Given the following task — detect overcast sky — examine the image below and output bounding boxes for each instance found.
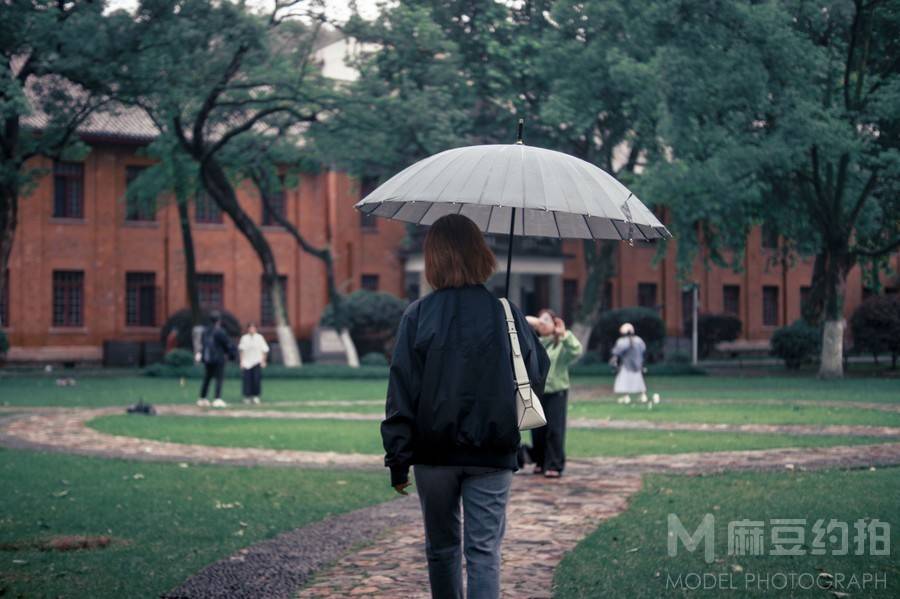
[106,0,381,23]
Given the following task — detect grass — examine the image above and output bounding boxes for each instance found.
[0,448,393,599]
[568,401,900,427]
[571,374,900,403]
[0,376,387,408]
[554,467,900,598]
[88,415,889,458]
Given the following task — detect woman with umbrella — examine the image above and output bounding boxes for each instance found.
[381,214,550,598]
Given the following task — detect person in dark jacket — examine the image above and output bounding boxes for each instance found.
[381,214,550,599]
[195,313,237,408]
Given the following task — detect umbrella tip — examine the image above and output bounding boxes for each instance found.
[516,118,524,145]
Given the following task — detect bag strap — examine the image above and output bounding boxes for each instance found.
[499,298,531,389]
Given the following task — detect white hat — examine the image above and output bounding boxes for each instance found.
[619,323,635,335]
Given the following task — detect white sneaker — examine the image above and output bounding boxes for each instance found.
[652,393,661,404]
[211,398,227,408]
[640,393,648,403]
[623,395,632,405]
[196,399,211,407]
[252,397,260,405]
[242,398,252,405]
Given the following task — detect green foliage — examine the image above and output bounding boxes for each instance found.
[770,320,822,369]
[160,308,241,350]
[360,352,389,367]
[697,313,742,358]
[0,329,8,356]
[850,294,900,367]
[591,307,666,361]
[163,348,195,368]
[320,290,407,356]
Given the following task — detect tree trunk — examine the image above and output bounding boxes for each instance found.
[172,162,203,327]
[200,160,301,366]
[571,240,617,349]
[812,246,853,379]
[256,176,359,367]
[0,184,17,329]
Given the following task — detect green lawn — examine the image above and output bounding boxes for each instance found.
[89,415,889,458]
[0,449,393,599]
[0,376,387,408]
[568,400,900,427]
[555,467,900,598]
[571,373,900,403]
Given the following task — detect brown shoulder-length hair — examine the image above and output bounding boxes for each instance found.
[424,214,496,289]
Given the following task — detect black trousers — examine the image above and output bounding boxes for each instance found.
[242,364,262,397]
[200,362,225,399]
[530,390,568,472]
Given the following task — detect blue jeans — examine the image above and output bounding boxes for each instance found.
[413,465,513,599]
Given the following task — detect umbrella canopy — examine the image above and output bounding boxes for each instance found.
[355,143,672,242]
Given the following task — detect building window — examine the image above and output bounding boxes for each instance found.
[723,285,740,317]
[52,270,84,327]
[762,285,779,326]
[124,166,155,221]
[361,274,380,291]
[197,273,224,311]
[261,178,286,226]
[260,275,287,327]
[195,191,223,224]
[0,269,8,327]
[761,224,779,250]
[125,272,157,326]
[637,283,658,309]
[53,161,84,219]
[359,177,378,230]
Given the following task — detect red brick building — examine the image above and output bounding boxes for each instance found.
[3,130,898,362]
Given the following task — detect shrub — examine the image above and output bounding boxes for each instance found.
[164,348,196,368]
[360,352,389,367]
[590,307,666,362]
[320,290,407,357]
[770,320,821,369]
[145,363,389,379]
[160,309,241,351]
[697,313,742,358]
[850,294,900,368]
[0,329,8,356]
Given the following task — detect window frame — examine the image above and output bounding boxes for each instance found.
[53,161,84,219]
[124,165,156,222]
[197,273,225,311]
[52,270,84,327]
[125,272,157,327]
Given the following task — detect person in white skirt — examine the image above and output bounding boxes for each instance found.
[611,323,654,405]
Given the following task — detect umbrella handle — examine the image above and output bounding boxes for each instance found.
[505,207,515,297]
[516,119,524,145]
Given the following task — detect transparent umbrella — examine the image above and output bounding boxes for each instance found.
[356,121,672,296]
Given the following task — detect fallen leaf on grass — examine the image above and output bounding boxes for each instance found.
[51,490,68,498]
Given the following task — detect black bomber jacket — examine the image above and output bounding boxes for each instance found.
[380,283,550,486]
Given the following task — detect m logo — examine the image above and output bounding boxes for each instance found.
[668,513,716,563]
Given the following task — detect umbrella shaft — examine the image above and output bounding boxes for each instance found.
[504,207,515,298]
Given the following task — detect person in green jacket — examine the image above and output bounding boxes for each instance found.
[526,309,583,478]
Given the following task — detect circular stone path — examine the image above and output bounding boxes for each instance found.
[3,408,900,598]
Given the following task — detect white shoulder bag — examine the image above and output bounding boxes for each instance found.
[499,298,547,431]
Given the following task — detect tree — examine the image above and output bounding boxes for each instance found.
[236,136,361,366]
[647,0,900,378]
[539,0,665,346]
[0,1,110,327]
[112,0,331,366]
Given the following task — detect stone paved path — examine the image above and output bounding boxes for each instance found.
[3,407,900,598]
